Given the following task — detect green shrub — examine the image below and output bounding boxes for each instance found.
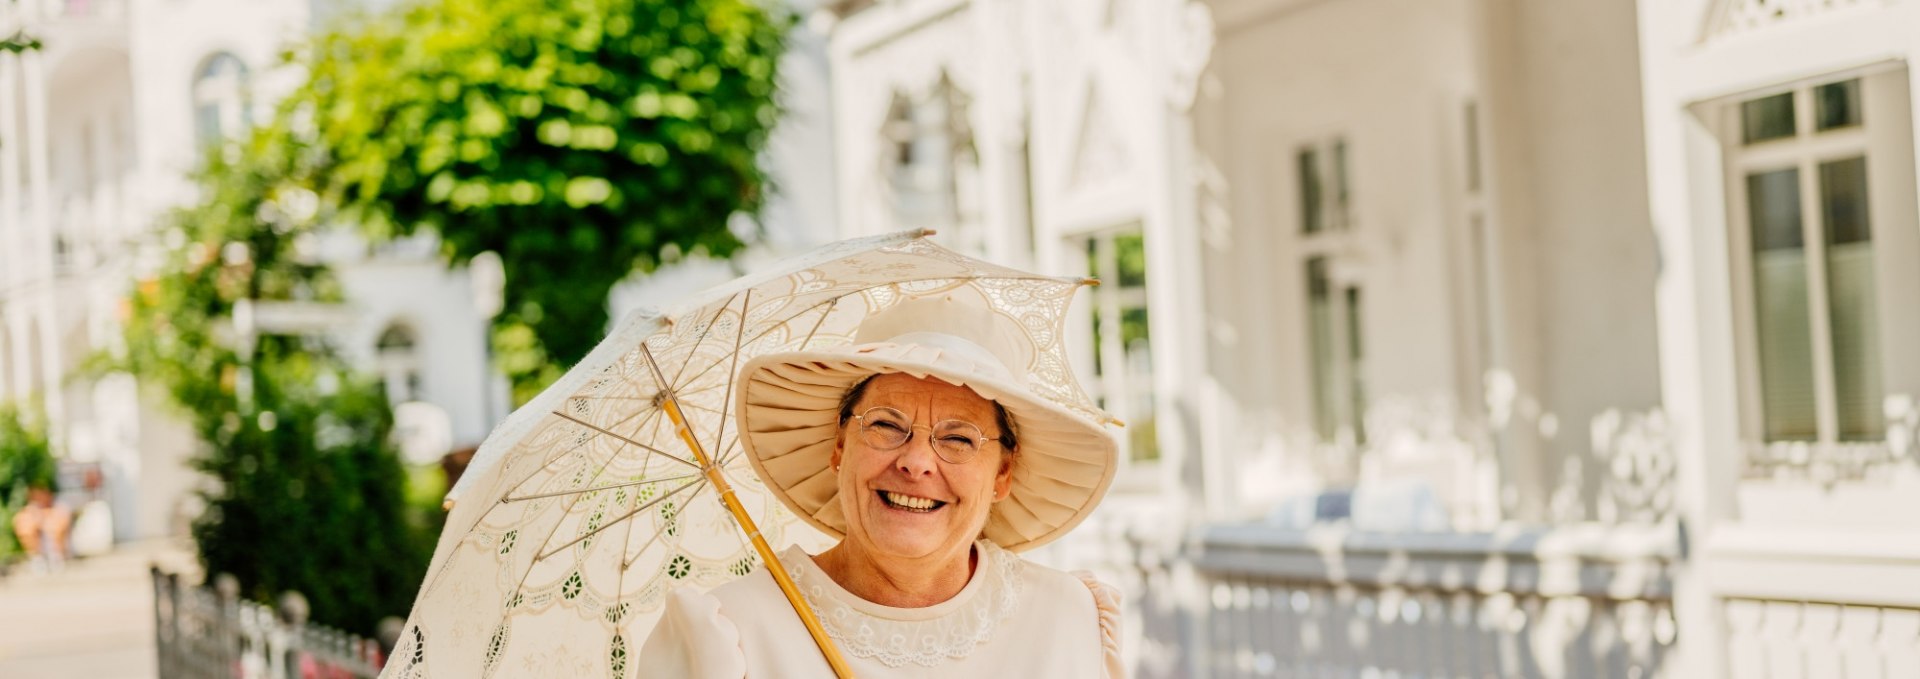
[0,403,56,563]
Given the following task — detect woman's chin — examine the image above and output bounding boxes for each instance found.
[857,516,966,560]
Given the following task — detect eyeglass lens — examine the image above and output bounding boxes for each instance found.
[858,407,986,463]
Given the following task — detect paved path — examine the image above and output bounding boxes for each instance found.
[0,541,198,679]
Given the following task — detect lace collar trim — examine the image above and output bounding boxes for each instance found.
[780,540,1025,668]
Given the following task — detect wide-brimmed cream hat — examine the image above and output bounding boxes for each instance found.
[735,293,1119,553]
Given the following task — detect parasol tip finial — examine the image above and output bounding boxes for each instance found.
[442,498,456,511]
[917,228,939,238]
[1080,277,1102,288]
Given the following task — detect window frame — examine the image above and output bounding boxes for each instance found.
[1717,64,1915,474]
[191,52,252,148]
[1295,135,1366,447]
[1068,224,1164,481]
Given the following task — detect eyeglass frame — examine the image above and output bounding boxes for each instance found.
[848,406,1007,465]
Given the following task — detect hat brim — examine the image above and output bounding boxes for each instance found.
[735,346,1118,553]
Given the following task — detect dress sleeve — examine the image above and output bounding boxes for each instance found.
[636,587,748,679]
[1072,571,1126,679]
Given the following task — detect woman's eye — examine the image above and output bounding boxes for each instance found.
[939,435,976,447]
[871,420,907,433]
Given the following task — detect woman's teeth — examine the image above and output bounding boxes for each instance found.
[880,490,944,512]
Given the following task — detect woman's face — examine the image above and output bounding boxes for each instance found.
[831,373,1014,564]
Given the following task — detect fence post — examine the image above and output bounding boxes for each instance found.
[215,573,240,678]
[150,566,171,679]
[276,591,310,679]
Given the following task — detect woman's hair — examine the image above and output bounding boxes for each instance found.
[836,374,1019,452]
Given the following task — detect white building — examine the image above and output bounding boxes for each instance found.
[0,0,500,543]
[818,0,1920,676]
[1639,1,1920,677]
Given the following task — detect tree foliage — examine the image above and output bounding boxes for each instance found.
[109,124,430,635]
[304,0,789,402]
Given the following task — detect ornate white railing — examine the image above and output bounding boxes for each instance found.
[151,568,387,679]
[1137,523,1681,678]
[1724,597,1920,678]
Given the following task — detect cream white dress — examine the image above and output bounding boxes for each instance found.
[638,540,1124,678]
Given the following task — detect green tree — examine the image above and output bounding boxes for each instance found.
[0,403,56,564]
[305,0,790,402]
[109,123,430,635]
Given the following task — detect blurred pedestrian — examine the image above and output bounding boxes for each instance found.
[10,485,72,573]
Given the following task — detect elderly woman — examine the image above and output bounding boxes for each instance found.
[641,295,1124,677]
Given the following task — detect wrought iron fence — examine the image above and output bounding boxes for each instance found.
[151,568,387,679]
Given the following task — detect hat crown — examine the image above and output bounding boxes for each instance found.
[864,332,1016,382]
[850,295,1034,379]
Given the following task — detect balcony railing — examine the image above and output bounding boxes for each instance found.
[1113,523,1681,678]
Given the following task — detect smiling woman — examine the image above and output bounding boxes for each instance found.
[639,295,1125,677]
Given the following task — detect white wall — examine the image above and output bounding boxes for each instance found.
[1199,0,1480,511]
[1194,0,1662,524]
[1496,0,1663,519]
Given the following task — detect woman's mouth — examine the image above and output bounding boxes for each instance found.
[877,490,947,513]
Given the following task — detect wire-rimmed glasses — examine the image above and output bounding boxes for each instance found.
[852,406,999,464]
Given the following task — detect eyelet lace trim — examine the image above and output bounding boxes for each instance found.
[782,541,1025,668]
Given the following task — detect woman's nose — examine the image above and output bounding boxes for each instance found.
[895,433,940,477]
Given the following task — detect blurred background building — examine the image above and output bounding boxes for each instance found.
[5,0,1920,677]
[813,0,1920,677]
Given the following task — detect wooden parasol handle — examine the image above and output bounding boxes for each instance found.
[661,398,857,678]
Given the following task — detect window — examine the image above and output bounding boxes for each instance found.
[1299,139,1351,234]
[1298,136,1366,445]
[1724,69,1920,472]
[1081,228,1158,462]
[377,324,424,404]
[1305,257,1366,445]
[193,53,250,147]
[880,74,982,254]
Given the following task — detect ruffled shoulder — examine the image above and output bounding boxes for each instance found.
[636,587,748,679]
[1071,571,1126,679]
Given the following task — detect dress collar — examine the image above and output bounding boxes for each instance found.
[780,540,1026,667]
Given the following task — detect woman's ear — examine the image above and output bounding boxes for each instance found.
[992,453,1014,501]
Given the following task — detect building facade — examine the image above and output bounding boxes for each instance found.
[820,0,1920,676]
[1639,1,1920,677]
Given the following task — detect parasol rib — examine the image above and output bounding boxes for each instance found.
[640,342,857,679]
[798,293,841,350]
[495,405,668,502]
[668,291,741,389]
[713,289,750,462]
[551,411,701,470]
[535,477,705,562]
[502,472,700,503]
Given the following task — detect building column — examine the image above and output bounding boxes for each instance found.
[1469,0,1551,523]
[1147,0,1218,520]
[23,47,63,443]
[1,51,27,404]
